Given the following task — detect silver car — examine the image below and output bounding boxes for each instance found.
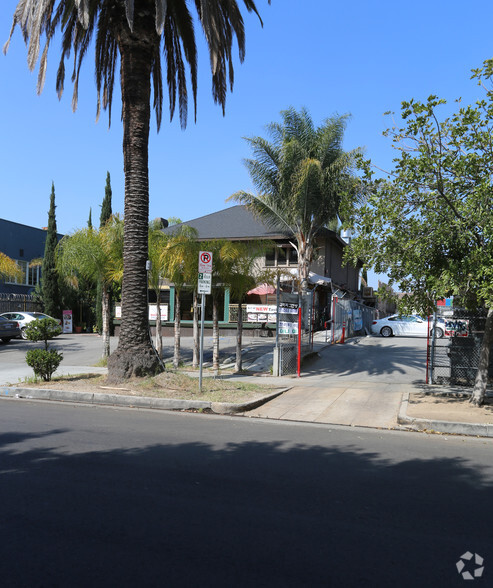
[0,311,60,340]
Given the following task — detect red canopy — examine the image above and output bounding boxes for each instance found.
[247,283,276,295]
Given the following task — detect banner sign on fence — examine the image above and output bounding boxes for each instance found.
[246,304,277,323]
[444,318,469,337]
[278,301,299,334]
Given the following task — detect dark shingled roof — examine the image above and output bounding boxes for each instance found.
[161,205,345,248]
[161,205,291,240]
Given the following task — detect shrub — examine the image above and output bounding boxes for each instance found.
[25,318,62,350]
[25,349,63,382]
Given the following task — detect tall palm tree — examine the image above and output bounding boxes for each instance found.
[56,216,124,359]
[230,107,361,293]
[5,0,268,380]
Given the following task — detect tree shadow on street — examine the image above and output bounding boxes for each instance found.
[0,425,491,587]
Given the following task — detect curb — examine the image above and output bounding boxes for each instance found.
[1,385,287,415]
[398,392,493,438]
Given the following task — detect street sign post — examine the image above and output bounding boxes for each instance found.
[198,252,213,393]
[198,272,212,295]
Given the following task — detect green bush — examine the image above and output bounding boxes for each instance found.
[25,318,62,350]
[25,349,63,382]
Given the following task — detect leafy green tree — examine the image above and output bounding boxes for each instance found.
[0,252,22,282]
[42,183,61,319]
[96,172,114,334]
[230,107,361,293]
[25,317,63,382]
[56,216,124,358]
[346,61,493,406]
[6,0,268,381]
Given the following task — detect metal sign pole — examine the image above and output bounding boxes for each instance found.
[199,293,205,393]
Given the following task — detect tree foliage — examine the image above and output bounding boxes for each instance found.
[230,107,361,291]
[0,252,22,282]
[42,183,61,319]
[346,60,493,405]
[5,0,269,380]
[25,317,63,381]
[56,216,124,358]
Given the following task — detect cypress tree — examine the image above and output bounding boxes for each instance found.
[96,172,113,333]
[42,183,61,318]
[100,172,112,227]
[88,207,93,228]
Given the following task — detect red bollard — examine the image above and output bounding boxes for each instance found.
[340,321,346,344]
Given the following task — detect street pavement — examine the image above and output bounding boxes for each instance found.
[1,400,492,587]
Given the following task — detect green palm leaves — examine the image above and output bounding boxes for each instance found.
[230,107,361,290]
[5,0,267,129]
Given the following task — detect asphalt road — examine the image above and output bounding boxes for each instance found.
[1,400,492,587]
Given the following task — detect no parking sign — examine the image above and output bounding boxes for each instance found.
[198,251,213,273]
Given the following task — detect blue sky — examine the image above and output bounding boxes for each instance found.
[1,0,493,288]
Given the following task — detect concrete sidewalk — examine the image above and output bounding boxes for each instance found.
[246,381,409,429]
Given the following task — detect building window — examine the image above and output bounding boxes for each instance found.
[265,248,276,267]
[28,264,40,286]
[264,244,298,267]
[6,259,40,286]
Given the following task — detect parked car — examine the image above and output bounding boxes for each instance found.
[371,314,444,338]
[0,311,61,340]
[0,315,21,343]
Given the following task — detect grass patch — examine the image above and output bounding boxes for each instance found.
[14,369,278,404]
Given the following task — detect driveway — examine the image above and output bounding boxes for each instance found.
[247,336,428,428]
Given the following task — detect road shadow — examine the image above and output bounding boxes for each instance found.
[0,426,491,587]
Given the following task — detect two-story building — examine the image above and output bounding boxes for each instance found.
[161,205,361,330]
[0,219,63,315]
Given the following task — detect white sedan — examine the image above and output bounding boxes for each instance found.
[0,311,61,339]
[371,315,444,338]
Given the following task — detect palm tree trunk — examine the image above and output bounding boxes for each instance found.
[470,306,493,406]
[107,30,161,380]
[155,295,162,358]
[102,283,111,358]
[213,295,220,373]
[173,291,181,369]
[193,290,199,368]
[235,302,243,372]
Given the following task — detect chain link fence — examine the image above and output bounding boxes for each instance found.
[330,296,376,344]
[428,308,493,386]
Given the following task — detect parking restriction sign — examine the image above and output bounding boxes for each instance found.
[198,251,213,273]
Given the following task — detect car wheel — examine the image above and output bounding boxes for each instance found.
[21,328,28,340]
[431,327,444,339]
[380,326,393,337]
[1,338,12,343]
